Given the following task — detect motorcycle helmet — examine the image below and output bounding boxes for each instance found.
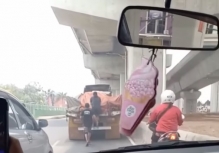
[161,90,176,103]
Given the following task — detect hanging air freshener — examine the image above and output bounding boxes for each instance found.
[120,49,159,136]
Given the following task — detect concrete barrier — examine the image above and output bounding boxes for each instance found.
[129,122,219,144]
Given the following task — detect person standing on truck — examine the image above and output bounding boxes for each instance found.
[81,103,93,146]
[90,92,101,127]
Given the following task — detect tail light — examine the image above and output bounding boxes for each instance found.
[168,133,178,140]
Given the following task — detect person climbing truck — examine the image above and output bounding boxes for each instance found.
[66,84,121,140]
[90,91,101,127]
[81,103,93,146]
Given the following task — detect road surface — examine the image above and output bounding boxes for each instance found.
[43,118,132,153]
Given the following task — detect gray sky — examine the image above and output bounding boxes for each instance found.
[0,0,94,96]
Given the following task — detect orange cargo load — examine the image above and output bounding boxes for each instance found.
[79,92,121,107]
[79,92,122,113]
[66,92,122,115]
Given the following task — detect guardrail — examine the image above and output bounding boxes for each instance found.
[23,103,66,119]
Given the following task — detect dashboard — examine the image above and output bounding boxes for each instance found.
[127,145,219,153]
[98,143,219,153]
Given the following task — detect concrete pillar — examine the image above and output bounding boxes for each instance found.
[112,89,120,96]
[171,14,206,48]
[210,82,219,112]
[120,74,125,94]
[116,89,120,95]
[180,91,201,114]
[111,89,115,96]
[174,98,184,111]
[112,89,119,96]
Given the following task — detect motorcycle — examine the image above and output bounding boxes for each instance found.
[158,131,180,142]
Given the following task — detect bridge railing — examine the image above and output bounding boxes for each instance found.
[23,103,66,119]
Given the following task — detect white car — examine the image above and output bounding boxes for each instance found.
[0,89,53,153]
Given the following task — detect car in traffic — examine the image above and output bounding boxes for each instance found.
[0,89,53,153]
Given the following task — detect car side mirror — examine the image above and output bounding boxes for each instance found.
[38,119,48,128]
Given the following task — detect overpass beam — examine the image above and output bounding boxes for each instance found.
[210,82,219,112]
[52,0,219,37]
[83,54,125,74]
[180,91,201,114]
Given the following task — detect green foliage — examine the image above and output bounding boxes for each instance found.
[0,82,67,104]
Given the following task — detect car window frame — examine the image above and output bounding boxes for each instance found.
[8,102,19,130]
[8,96,40,131]
[0,91,19,130]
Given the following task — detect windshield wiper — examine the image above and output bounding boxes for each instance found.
[97,140,219,153]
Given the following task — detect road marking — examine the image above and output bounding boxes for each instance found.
[127,136,136,145]
[52,140,60,147]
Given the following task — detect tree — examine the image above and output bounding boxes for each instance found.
[205,100,211,106]
[23,83,45,104]
[56,92,67,101]
[44,89,55,106]
[0,83,67,106]
[197,101,202,107]
[0,84,24,100]
[55,92,67,107]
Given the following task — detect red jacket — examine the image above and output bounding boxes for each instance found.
[149,103,183,133]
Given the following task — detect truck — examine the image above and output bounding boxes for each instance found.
[66,84,122,140]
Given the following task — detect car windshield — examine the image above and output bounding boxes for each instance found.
[0,1,219,153]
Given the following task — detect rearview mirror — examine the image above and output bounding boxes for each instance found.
[117,6,219,51]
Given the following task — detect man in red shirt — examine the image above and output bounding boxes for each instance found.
[148,90,184,143]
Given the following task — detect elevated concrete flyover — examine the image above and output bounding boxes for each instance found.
[167,50,219,93]
[167,37,219,113]
[83,54,125,75]
[73,27,125,95]
[73,28,125,55]
[73,27,125,74]
[51,0,219,97]
[51,0,219,41]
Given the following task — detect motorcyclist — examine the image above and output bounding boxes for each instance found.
[148,90,184,143]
